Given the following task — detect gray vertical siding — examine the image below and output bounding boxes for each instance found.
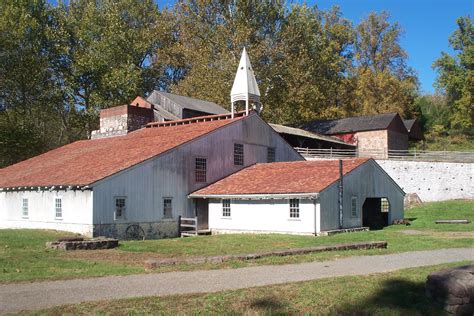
[147,91,183,118]
[91,114,303,225]
[319,160,404,231]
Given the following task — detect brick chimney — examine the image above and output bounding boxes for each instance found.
[91,98,154,139]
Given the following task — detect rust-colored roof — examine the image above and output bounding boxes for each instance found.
[0,114,246,188]
[191,158,371,196]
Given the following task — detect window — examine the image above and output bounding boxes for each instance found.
[289,199,299,218]
[55,198,62,219]
[163,198,173,218]
[351,196,357,217]
[234,143,244,165]
[115,197,126,220]
[267,147,276,163]
[222,199,231,217]
[381,198,390,213]
[22,198,28,218]
[195,157,207,183]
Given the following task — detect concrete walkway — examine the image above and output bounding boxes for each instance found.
[1,248,473,313]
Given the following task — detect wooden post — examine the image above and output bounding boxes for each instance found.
[195,216,199,235]
[338,159,343,229]
[178,215,182,238]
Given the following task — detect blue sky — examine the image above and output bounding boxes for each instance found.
[314,0,473,93]
[156,0,472,93]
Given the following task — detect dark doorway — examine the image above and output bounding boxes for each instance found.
[194,199,209,230]
[362,198,389,230]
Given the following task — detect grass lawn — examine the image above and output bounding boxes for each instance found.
[1,200,473,283]
[26,261,472,315]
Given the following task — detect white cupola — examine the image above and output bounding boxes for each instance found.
[230,47,262,117]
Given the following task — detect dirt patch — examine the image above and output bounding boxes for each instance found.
[62,249,172,266]
[431,231,474,239]
[400,230,427,235]
[400,230,474,239]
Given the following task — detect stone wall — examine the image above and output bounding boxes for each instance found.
[91,105,154,140]
[93,220,179,239]
[356,130,388,158]
[376,160,474,202]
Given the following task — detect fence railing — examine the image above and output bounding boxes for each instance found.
[295,147,474,163]
[178,216,198,237]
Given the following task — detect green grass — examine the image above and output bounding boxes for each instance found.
[402,199,474,231]
[27,261,473,315]
[0,230,142,283]
[1,200,473,283]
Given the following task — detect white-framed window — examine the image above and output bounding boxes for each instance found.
[222,199,231,217]
[234,143,244,166]
[351,196,358,217]
[267,147,276,163]
[115,197,126,220]
[195,157,207,183]
[289,199,300,218]
[163,198,173,218]
[55,198,62,219]
[381,198,390,213]
[22,198,28,218]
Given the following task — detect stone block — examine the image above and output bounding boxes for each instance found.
[426,265,474,315]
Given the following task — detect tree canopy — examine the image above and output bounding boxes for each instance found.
[433,16,473,132]
[1,0,467,168]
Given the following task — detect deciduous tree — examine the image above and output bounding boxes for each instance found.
[433,16,473,131]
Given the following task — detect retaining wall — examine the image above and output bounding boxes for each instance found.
[375,160,474,202]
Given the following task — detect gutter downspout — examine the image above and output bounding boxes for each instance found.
[338,159,343,229]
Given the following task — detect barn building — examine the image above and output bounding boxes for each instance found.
[0,48,405,238]
[403,118,424,141]
[0,111,302,238]
[190,159,404,235]
[300,113,411,158]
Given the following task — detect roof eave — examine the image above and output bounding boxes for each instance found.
[0,185,92,192]
[188,192,319,200]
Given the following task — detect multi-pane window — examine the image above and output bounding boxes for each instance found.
[163,198,173,218]
[195,157,207,183]
[115,197,126,220]
[22,198,28,217]
[234,143,244,165]
[351,196,357,217]
[55,198,62,218]
[381,198,390,213]
[222,199,231,217]
[289,199,299,218]
[267,147,276,163]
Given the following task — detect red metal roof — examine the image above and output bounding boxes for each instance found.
[191,158,371,196]
[0,114,246,188]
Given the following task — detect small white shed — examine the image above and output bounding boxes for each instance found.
[189,159,405,235]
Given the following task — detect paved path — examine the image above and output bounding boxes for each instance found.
[1,248,473,313]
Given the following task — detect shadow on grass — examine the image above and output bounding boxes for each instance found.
[335,279,445,315]
[249,297,286,313]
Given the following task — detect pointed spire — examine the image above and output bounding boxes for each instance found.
[230,47,262,117]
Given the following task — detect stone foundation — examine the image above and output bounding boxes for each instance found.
[144,241,388,269]
[46,238,119,250]
[93,220,179,240]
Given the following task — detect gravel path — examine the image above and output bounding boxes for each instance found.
[1,248,473,313]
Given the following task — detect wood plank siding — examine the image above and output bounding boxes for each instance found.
[318,160,404,231]
[91,114,303,228]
